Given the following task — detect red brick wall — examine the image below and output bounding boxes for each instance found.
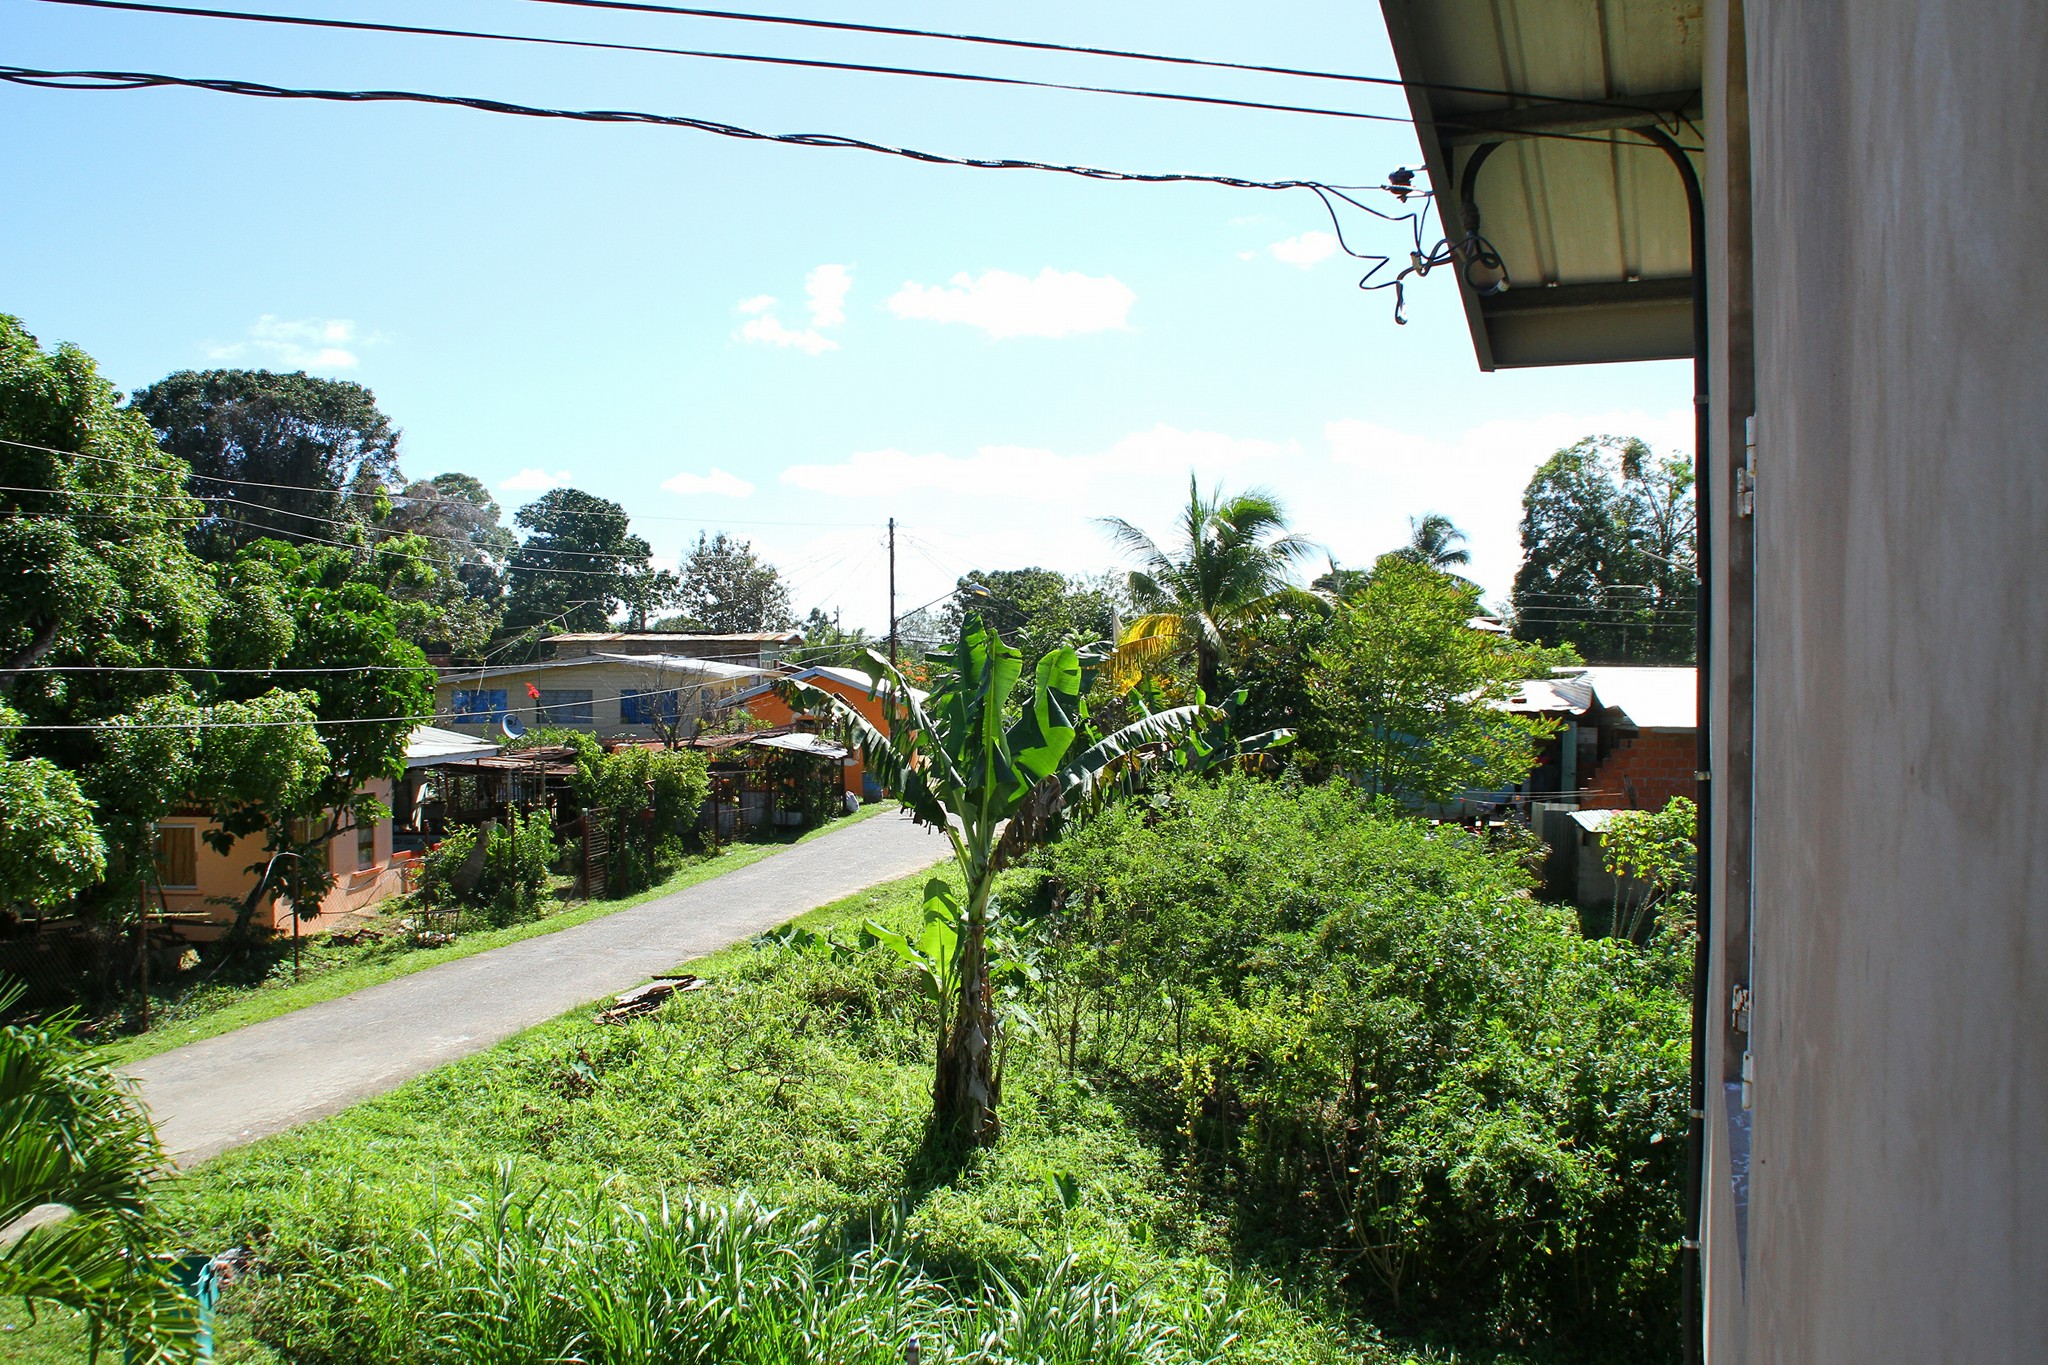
[1581,729,1698,811]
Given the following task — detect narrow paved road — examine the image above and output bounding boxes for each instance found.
[128,814,947,1164]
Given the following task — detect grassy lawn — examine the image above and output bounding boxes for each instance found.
[94,803,893,1069]
[142,869,1383,1365]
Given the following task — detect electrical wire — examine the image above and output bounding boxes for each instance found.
[0,438,873,529]
[37,0,1427,127]
[0,63,1372,188]
[505,0,1684,118]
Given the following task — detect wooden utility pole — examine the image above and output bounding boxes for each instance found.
[887,516,898,665]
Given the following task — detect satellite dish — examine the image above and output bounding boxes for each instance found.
[501,714,527,740]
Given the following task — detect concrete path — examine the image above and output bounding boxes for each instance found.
[127,814,947,1164]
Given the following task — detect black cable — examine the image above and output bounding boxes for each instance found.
[503,0,1679,119]
[0,63,1398,191]
[36,0,1420,126]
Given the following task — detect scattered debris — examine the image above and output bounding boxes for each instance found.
[595,974,706,1023]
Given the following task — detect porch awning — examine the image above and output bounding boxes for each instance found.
[751,732,850,760]
[1377,0,1704,368]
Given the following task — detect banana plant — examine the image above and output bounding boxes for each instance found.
[783,614,1211,1140]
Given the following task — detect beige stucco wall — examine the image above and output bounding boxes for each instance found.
[1706,2,2048,1359]
[435,659,755,742]
[154,778,404,935]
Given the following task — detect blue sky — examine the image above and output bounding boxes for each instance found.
[2,0,1688,627]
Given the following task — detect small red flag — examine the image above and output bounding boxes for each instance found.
[526,683,541,701]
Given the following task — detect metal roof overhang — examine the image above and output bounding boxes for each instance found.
[1377,1,1704,369]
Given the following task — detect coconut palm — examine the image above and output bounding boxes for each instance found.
[0,982,195,1361]
[1400,512,1472,570]
[1098,478,1318,700]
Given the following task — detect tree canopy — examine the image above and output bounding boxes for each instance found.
[1510,436,1696,663]
[1311,558,1571,803]
[668,531,791,634]
[376,473,516,653]
[0,319,433,927]
[500,488,660,645]
[130,368,401,557]
[1101,478,1319,700]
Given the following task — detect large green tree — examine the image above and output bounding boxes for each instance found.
[1100,477,1319,700]
[937,568,1121,705]
[500,489,659,644]
[2,318,430,938]
[1510,436,1695,663]
[1311,558,1570,803]
[130,369,401,557]
[376,473,515,652]
[667,531,791,634]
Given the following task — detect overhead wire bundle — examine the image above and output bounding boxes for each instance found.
[6,0,1697,324]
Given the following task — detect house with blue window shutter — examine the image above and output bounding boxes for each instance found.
[436,652,769,742]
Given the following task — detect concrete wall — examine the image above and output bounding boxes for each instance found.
[436,660,754,742]
[153,778,404,936]
[1706,2,2048,1358]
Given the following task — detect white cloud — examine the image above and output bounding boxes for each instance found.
[780,423,1290,501]
[1266,231,1340,268]
[660,467,756,498]
[204,314,375,369]
[805,264,851,327]
[885,267,1135,339]
[499,468,572,492]
[733,265,850,355]
[739,314,838,355]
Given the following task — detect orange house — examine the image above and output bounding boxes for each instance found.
[717,666,926,798]
[146,726,498,938]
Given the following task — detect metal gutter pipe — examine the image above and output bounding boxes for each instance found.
[1640,124,1712,1365]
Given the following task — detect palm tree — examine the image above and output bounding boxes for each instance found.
[1098,477,1318,700]
[0,982,195,1361]
[1400,512,1472,570]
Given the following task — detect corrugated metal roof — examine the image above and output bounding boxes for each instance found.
[1578,665,1696,730]
[437,654,769,683]
[547,631,802,645]
[404,725,501,767]
[751,732,850,759]
[1377,0,1703,368]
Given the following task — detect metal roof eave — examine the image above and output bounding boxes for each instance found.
[1377,0,1704,370]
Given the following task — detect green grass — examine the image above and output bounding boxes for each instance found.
[155,869,1376,1365]
[94,803,895,1069]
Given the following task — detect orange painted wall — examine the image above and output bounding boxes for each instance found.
[737,676,888,796]
[151,778,407,937]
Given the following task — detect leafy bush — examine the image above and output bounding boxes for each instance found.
[417,808,556,927]
[1600,796,1698,943]
[1030,775,1689,1356]
[178,875,1355,1365]
[574,747,711,896]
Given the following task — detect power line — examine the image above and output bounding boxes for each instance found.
[38,0,1425,127]
[0,66,1689,198]
[0,436,887,530]
[0,64,1380,185]
[505,0,1659,112]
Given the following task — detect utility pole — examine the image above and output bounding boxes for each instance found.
[887,516,898,665]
